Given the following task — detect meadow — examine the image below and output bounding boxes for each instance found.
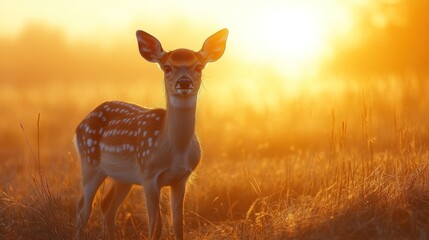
[1,72,429,239]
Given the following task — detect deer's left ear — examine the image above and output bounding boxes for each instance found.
[199,29,228,64]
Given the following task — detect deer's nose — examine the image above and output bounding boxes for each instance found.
[175,78,194,90]
[175,78,194,96]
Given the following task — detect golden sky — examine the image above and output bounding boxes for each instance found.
[0,0,360,79]
[5,0,424,101]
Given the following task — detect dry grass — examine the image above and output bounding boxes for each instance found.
[2,77,429,239]
[3,146,429,239]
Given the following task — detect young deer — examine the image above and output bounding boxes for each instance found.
[74,29,228,239]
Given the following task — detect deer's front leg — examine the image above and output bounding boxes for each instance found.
[144,184,162,240]
[171,179,187,240]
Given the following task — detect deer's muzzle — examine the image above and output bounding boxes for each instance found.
[175,78,194,95]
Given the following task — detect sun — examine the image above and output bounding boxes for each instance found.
[234,3,334,79]
[267,8,324,62]
[272,10,325,78]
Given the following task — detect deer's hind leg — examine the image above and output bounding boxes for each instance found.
[76,162,107,237]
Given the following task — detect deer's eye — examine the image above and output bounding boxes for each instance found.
[195,65,203,74]
[163,65,172,73]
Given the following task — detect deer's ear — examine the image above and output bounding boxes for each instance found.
[199,29,228,64]
[136,30,166,63]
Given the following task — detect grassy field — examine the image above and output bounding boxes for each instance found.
[1,77,429,239]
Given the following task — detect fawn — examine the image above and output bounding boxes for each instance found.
[74,29,228,239]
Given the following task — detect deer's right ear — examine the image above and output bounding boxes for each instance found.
[136,30,166,63]
[199,28,228,64]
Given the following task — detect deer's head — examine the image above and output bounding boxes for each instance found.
[136,29,228,108]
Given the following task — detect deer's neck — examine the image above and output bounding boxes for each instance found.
[164,95,197,150]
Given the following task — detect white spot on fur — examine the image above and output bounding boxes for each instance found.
[87,138,93,147]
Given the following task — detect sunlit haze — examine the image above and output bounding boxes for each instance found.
[1,0,428,151]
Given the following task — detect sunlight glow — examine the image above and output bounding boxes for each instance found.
[231,1,351,80]
[255,7,324,62]
[0,0,356,90]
